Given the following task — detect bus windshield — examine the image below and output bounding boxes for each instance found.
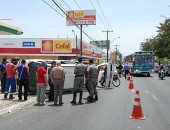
[134,55,154,67]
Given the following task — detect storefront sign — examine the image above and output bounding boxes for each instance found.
[42,40,53,52]
[23,42,35,47]
[54,40,71,53]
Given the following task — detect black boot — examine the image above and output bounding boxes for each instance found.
[94,95,98,101]
[70,91,77,104]
[79,92,83,104]
[87,96,94,102]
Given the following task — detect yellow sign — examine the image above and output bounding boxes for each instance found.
[74,11,84,19]
[83,49,93,55]
[54,40,72,53]
[68,11,84,19]
[82,42,87,50]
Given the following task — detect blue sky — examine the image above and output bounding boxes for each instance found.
[0,0,169,56]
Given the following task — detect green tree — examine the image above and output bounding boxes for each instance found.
[140,18,170,60]
[155,19,170,59]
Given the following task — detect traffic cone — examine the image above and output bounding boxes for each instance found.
[130,90,145,120]
[128,79,134,90]
[127,74,131,81]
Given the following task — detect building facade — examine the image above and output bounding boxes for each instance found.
[0,38,102,62]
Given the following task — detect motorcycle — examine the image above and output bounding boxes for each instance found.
[159,69,165,80]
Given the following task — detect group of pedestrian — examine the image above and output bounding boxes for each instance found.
[0,57,99,106]
[0,58,29,101]
[36,58,99,106]
[116,62,130,79]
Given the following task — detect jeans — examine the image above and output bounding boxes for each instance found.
[18,79,28,100]
[4,78,15,99]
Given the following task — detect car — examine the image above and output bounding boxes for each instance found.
[165,65,170,76]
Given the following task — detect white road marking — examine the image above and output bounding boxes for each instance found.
[144,90,149,94]
[144,90,159,101]
[151,95,159,101]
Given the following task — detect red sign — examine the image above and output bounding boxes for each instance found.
[42,40,53,52]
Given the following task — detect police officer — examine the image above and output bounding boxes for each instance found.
[50,61,65,106]
[70,57,87,104]
[87,59,99,102]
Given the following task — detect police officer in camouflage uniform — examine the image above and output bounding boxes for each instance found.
[70,57,87,104]
[87,59,99,102]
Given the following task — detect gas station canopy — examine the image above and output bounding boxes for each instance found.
[0,22,23,35]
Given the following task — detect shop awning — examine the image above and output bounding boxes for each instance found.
[0,22,23,35]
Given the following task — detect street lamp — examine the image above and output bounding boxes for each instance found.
[111,37,120,44]
[72,30,78,60]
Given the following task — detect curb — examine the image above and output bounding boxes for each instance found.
[0,97,36,117]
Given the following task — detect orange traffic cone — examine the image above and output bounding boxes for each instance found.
[127,74,131,81]
[130,90,145,120]
[128,79,134,90]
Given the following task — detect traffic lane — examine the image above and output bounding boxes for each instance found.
[132,75,170,129]
[0,79,149,130]
[0,77,169,130]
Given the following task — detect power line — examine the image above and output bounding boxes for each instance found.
[96,0,115,41]
[73,0,82,10]
[96,0,113,30]
[72,0,103,40]
[52,0,95,41]
[60,0,72,10]
[42,0,65,18]
[89,0,109,30]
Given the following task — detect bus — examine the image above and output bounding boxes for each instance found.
[124,51,155,77]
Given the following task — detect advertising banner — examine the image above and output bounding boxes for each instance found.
[66,10,96,26]
[54,40,72,53]
[42,40,53,52]
[90,40,110,49]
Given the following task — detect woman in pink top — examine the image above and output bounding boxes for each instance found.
[4,58,17,99]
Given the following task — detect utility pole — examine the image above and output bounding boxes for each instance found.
[102,30,113,62]
[113,44,120,64]
[80,25,83,57]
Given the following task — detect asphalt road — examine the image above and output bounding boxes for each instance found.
[0,74,170,130]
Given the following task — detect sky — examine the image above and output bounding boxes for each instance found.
[0,0,170,56]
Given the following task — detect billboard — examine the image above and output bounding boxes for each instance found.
[66,10,96,26]
[90,40,110,49]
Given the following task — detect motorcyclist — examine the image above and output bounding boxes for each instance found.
[158,64,165,78]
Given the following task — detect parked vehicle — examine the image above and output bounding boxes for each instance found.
[97,63,119,88]
[165,65,170,76]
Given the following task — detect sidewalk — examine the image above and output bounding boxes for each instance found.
[0,92,37,116]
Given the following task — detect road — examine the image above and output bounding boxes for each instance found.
[0,74,170,130]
